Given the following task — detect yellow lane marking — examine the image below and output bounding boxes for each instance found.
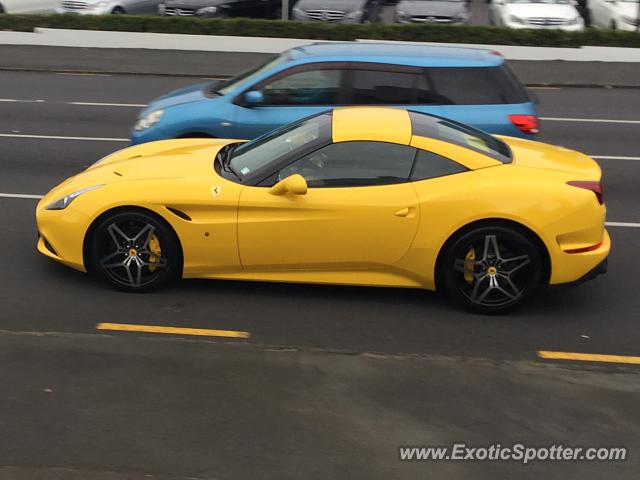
[538,351,640,365]
[97,322,250,339]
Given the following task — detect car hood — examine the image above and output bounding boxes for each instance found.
[144,82,211,114]
[501,136,601,179]
[396,0,467,16]
[504,3,578,18]
[40,139,245,209]
[295,0,367,12]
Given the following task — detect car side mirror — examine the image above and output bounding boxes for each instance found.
[269,174,308,196]
[244,90,264,107]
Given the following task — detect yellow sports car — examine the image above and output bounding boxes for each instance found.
[36,107,609,313]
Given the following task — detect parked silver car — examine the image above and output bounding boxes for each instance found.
[58,0,163,14]
[292,0,381,23]
[395,0,470,24]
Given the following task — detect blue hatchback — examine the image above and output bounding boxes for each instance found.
[131,42,539,144]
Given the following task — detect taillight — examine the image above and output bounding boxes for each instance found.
[567,181,604,205]
[508,114,539,135]
[565,242,603,254]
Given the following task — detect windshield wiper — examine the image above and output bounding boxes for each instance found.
[216,143,241,179]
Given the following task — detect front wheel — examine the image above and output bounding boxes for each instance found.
[88,211,181,292]
[437,226,544,314]
[111,6,125,14]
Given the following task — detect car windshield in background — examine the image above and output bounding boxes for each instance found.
[410,111,512,163]
[216,54,289,96]
[230,113,331,178]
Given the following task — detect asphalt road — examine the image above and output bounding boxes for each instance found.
[1,70,639,479]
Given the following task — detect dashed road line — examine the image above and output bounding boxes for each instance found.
[0,133,129,142]
[592,155,640,161]
[541,117,640,125]
[0,193,43,199]
[539,351,640,365]
[97,322,250,339]
[69,101,146,107]
[606,222,640,228]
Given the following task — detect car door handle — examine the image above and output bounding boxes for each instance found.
[394,207,410,217]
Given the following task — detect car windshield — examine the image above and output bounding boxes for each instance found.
[229,113,331,179]
[215,54,290,96]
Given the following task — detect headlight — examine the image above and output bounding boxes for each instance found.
[91,1,110,8]
[158,3,166,13]
[134,109,164,131]
[508,15,524,24]
[346,10,363,20]
[567,16,581,25]
[292,7,305,18]
[196,6,218,15]
[45,185,105,211]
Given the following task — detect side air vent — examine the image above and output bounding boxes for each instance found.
[166,207,192,221]
[42,236,59,256]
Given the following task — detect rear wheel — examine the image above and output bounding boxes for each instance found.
[111,6,125,14]
[438,226,544,314]
[88,211,181,292]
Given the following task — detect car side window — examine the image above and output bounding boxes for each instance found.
[411,150,467,181]
[278,141,417,188]
[348,69,435,105]
[260,69,342,106]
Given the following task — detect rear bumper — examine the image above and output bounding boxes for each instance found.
[552,258,607,289]
[549,228,610,286]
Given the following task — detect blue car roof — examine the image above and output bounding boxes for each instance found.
[287,42,504,68]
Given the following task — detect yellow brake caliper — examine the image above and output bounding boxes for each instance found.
[464,247,475,285]
[148,234,162,272]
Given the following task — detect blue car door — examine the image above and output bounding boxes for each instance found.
[229,65,346,139]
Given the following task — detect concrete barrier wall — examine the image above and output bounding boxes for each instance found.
[1,28,640,62]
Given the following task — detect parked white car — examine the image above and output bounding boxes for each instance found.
[0,0,58,13]
[57,0,163,15]
[489,0,585,30]
[590,0,639,30]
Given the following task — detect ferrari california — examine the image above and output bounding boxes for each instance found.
[36,107,609,313]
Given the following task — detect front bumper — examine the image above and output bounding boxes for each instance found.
[503,21,584,31]
[36,200,92,272]
[56,7,114,15]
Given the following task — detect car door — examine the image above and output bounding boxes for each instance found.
[230,64,346,139]
[344,65,449,119]
[237,141,421,270]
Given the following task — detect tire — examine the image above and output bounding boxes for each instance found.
[437,225,544,314]
[0,4,5,14]
[111,6,125,14]
[88,210,181,292]
[610,20,617,30]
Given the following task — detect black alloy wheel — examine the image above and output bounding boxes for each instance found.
[89,211,181,292]
[438,226,544,314]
